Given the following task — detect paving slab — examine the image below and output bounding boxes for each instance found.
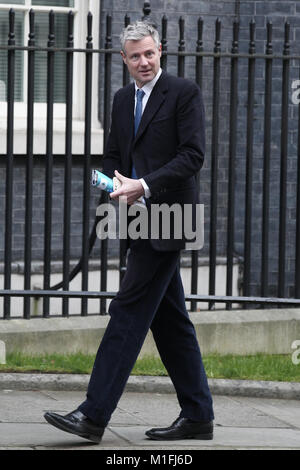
[224,396,300,430]
[0,390,299,450]
[0,424,125,449]
[109,425,300,450]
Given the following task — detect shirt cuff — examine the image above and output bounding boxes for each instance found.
[139,178,151,198]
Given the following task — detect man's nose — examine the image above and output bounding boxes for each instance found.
[139,55,148,66]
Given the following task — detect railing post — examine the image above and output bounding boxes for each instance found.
[278,21,290,299]
[81,11,93,316]
[100,13,112,315]
[142,1,151,21]
[226,18,239,310]
[119,13,131,288]
[261,20,273,302]
[62,11,74,317]
[24,9,35,319]
[142,1,157,28]
[195,17,203,87]
[122,14,130,87]
[178,16,185,78]
[243,19,256,306]
[190,17,204,313]
[4,9,16,319]
[43,10,55,318]
[209,18,221,310]
[103,14,112,149]
[161,15,168,71]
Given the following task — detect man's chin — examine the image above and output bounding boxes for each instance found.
[138,72,154,83]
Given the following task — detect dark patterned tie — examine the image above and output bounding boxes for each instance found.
[132,89,145,179]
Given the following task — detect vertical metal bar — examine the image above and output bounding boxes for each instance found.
[119,14,131,287]
[161,15,168,71]
[119,239,128,287]
[243,19,256,305]
[62,11,74,317]
[178,17,185,78]
[4,9,15,319]
[209,18,221,310]
[81,11,93,316]
[226,19,239,310]
[190,17,204,313]
[142,1,151,21]
[278,22,290,299]
[190,253,199,313]
[100,14,112,314]
[195,17,203,87]
[295,59,300,298]
[43,10,55,318]
[122,14,130,87]
[24,9,35,319]
[103,14,112,162]
[177,16,185,299]
[261,21,273,300]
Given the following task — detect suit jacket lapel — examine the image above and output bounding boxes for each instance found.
[134,72,169,144]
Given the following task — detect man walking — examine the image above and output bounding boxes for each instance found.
[44,20,214,443]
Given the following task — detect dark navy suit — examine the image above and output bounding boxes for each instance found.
[78,71,214,426]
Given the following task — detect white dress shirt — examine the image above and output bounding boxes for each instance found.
[135,68,163,198]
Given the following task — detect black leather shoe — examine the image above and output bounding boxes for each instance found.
[145,417,213,441]
[44,409,104,443]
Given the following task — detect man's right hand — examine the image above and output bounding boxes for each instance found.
[110,170,145,205]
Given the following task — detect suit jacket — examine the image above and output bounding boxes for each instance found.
[102,71,205,251]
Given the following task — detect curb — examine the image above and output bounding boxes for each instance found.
[0,373,300,400]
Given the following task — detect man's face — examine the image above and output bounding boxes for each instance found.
[121,36,162,88]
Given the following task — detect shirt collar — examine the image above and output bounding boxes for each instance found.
[135,68,162,97]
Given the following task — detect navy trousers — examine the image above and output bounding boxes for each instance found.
[78,239,214,426]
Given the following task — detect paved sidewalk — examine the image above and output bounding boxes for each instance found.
[0,386,299,450]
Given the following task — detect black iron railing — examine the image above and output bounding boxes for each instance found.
[1,3,300,319]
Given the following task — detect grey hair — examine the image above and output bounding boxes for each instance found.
[120,21,161,53]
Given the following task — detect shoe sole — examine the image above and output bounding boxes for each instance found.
[145,432,213,441]
[44,413,102,444]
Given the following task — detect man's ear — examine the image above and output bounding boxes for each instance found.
[120,50,127,63]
